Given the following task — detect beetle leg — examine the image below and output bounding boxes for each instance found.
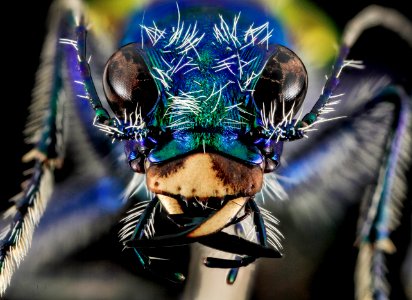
[0,3,73,294]
[125,198,186,283]
[354,87,411,299]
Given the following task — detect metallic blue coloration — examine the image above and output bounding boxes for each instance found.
[122,0,287,47]
[118,0,288,164]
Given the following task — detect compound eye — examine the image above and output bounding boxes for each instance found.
[254,45,308,125]
[103,43,158,120]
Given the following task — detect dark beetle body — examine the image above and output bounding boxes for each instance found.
[1,1,412,299]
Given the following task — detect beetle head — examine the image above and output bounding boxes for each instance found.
[102,16,307,246]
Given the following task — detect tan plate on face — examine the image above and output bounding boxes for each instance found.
[147,153,263,198]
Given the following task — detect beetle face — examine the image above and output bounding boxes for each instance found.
[103,11,307,256]
[146,152,263,234]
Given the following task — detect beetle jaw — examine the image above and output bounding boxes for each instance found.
[145,152,264,236]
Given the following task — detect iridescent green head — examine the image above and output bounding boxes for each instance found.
[102,4,307,170]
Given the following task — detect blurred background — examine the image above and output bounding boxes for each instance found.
[1,0,411,299]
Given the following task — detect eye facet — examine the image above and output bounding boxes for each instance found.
[103,43,158,119]
[253,45,308,125]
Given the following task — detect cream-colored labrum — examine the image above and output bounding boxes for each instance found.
[147,152,264,198]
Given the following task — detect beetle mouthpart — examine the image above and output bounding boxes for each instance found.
[157,193,241,214]
[146,153,263,198]
[157,194,248,236]
[157,194,184,215]
[185,197,248,238]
